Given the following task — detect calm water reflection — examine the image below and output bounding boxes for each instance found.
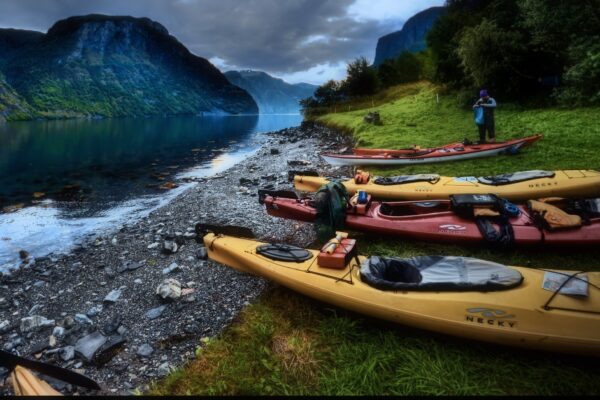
[0,114,302,269]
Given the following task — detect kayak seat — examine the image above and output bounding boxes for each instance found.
[379,202,446,217]
[390,149,435,158]
[256,244,313,263]
[373,174,440,186]
[477,170,555,186]
[360,256,523,291]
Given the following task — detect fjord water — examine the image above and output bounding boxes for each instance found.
[0,114,302,270]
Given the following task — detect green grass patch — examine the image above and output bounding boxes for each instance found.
[150,81,600,395]
[317,81,600,177]
[150,286,600,396]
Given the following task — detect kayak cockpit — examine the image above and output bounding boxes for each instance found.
[378,201,451,217]
[372,174,440,186]
[477,170,556,186]
[360,256,524,291]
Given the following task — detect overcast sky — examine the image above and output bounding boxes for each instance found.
[0,0,444,85]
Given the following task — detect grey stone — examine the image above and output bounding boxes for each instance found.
[102,317,122,335]
[87,305,103,317]
[183,323,200,334]
[147,242,160,250]
[104,289,122,303]
[157,362,171,377]
[156,279,181,301]
[162,240,178,254]
[52,326,66,338]
[74,331,107,363]
[183,232,196,240]
[28,304,42,315]
[75,331,126,365]
[62,316,75,328]
[3,337,23,351]
[74,314,93,325]
[161,263,180,275]
[145,305,167,320]
[137,344,154,358]
[60,346,75,361]
[117,260,142,273]
[20,316,55,333]
[29,341,50,355]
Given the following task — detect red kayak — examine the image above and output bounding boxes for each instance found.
[322,134,542,166]
[260,191,600,247]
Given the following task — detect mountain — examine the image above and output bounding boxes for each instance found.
[224,70,317,114]
[0,70,36,122]
[0,15,257,120]
[373,6,445,66]
[0,28,44,61]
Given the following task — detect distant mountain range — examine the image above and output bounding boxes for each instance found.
[373,6,445,66]
[0,14,258,121]
[224,70,317,114]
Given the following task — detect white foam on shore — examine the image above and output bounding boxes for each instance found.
[0,184,191,272]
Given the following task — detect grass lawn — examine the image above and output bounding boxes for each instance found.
[150,82,600,395]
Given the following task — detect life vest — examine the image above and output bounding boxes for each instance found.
[528,200,582,230]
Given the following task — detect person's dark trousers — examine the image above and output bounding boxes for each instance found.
[478,122,495,143]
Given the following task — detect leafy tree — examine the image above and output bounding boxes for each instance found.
[299,79,345,116]
[457,19,530,96]
[519,0,600,105]
[378,52,422,88]
[555,38,600,105]
[313,79,344,106]
[342,57,379,97]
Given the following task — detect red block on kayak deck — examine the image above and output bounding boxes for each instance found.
[317,239,358,269]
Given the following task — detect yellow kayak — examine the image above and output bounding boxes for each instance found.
[204,233,600,356]
[293,170,600,201]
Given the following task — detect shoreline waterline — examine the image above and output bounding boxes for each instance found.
[0,114,303,271]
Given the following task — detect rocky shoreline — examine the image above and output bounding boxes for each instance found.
[0,122,352,395]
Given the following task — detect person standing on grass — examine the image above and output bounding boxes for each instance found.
[473,89,497,143]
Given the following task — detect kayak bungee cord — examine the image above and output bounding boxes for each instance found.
[540,270,600,314]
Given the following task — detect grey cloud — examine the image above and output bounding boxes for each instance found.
[0,0,404,74]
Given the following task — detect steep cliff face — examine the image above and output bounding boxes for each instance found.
[374,6,445,66]
[225,70,317,114]
[0,15,257,119]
